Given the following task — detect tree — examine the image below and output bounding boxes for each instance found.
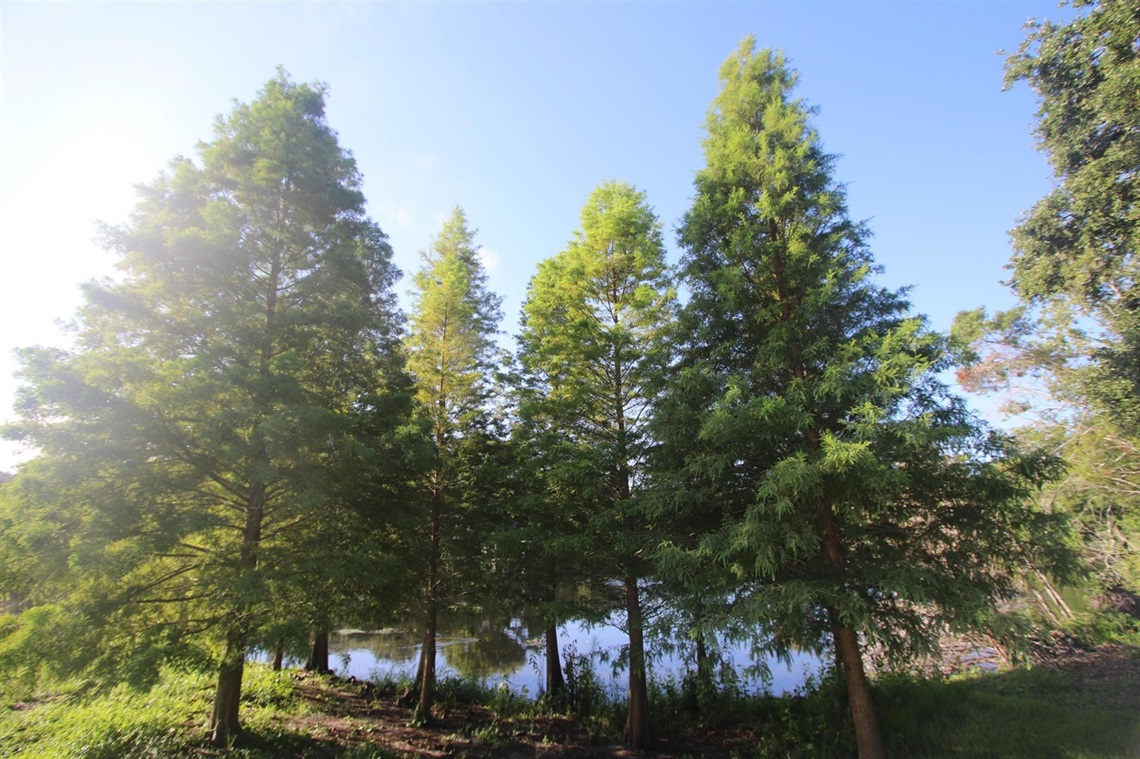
[1004,0,1139,431]
[1,72,410,746]
[517,181,676,748]
[659,39,1077,759]
[952,0,1140,596]
[403,206,503,724]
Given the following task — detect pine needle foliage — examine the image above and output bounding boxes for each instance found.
[517,181,677,748]
[0,71,412,745]
[656,38,1079,759]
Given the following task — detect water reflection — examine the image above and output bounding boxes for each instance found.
[443,627,528,679]
[332,628,419,666]
[327,619,821,697]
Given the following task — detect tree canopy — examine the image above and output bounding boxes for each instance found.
[1,71,412,745]
[518,180,676,748]
[0,19,1113,756]
[953,0,1140,597]
[657,37,1078,759]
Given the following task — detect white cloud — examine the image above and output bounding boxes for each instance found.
[377,205,414,227]
[478,247,500,273]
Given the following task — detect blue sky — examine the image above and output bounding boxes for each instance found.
[1,1,1075,470]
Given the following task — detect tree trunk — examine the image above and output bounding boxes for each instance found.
[695,631,712,697]
[396,644,426,708]
[414,598,438,724]
[545,556,565,696]
[208,630,245,747]
[272,640,284,672]
[623,575,652,749]
[818,505,885,759]
[414,495,441,724]
[207,481,265,745]
[305,627,330,674]
[545,623,566,696]
[832,614,886,759]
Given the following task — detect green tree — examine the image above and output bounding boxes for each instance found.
[404,206,503,724]
[1,72,410,746]
[659,39,1077,759]
[518,181,676,748]
[953,0,1140,596]
[1004,0,1139,430]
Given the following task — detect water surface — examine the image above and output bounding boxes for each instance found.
[328,619,821,697]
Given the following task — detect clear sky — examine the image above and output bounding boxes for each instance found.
[0,1,1075,471]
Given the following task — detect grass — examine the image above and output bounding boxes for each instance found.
[1,646,1137,757]
[0,665,334,758]
[875,667,1139,759]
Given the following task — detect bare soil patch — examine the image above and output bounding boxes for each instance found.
[262,643,1137,757]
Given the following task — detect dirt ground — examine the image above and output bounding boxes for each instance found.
[275,641,1139,758]
[284,674,750,758]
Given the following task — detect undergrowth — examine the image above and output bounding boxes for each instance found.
[0,665,307,758]
[2,641,1136,758]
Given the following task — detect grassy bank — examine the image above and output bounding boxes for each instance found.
[2,645,1137,757]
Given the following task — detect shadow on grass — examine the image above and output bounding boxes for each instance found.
[876,667,1139,759]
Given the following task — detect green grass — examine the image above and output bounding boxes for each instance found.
[0,665,328,758]
[1,668,211,758]
[2,651,1137,757]
[638,658,1139,758]
[876,668,1139,759]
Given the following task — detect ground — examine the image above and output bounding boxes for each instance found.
[245,642,1140,758]
[4,640,1137,757]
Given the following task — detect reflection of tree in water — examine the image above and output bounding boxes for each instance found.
[331,630,420,665]
[328,622,530,679]
[442,627,527,680]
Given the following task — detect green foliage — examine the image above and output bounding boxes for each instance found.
[663,34,1076,668]
[1067,610,1140,647]
[517,180,677,745]
[656,39,1080,758]
[1005,0,1139,336]
[0,668,213,758]
[561,643,611,720]
[406,206,502,447]
[402,206,504,719]
[954,1,1140,597]
[0,71,413,738]
[240,665,298,709]
[515,179,677,592]
[516,180,676,545]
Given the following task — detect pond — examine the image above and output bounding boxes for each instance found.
[324,619,822,698]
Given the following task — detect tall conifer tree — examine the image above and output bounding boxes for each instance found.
[404,206,502,724]
[2,72,410,746]
[518,181,676,748]
[659,39,1076,759]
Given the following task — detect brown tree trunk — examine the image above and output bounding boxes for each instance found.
[832,613,886,759]
[819,506,886,759]
[414,495,441,724]
[305,627,330,674]
[208,630,245,747]
[396,644,426,708]
[545,556,565,696]
[545,623,566,696]
[271,640,284,672]
[623,575,652,749]
[207,481,265,745]
[414,599,437,723]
